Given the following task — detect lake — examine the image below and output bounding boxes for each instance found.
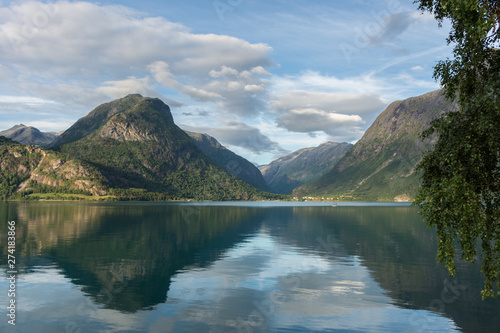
[0,202,499,332]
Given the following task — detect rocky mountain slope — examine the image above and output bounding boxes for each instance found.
[185,131,271,192]
[0,124,59,147]
[260,142,352,194]
[0,136,108,199]
[49,94,277,200]
[294,89,459,201]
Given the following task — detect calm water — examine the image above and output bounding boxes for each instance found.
[0,202,499,332]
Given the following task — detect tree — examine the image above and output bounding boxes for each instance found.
[414,0,500,298]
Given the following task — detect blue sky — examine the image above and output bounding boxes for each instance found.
[0,0,452,164]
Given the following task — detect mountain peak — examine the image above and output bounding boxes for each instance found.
[295,88,458,201]
[124,93,143,98]
[260,141,353,194]
[0,124,58,147]
[47,95,274,200]
[49,95,174,148]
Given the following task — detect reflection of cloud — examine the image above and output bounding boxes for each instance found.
[6,267,146,331]
[3,223,461,332]
[7,269,75,312]
[158,231,458,332]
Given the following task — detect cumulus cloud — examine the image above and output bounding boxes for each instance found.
[0,0,448,162]
[0,1,273,76]
[269,72,389,140]
[148,61,222,101]
[203,65,271,116]
[0,0,274,117]
[251,66,272,76]
[180,121,285,155]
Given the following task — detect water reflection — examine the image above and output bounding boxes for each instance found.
[0,203,498,332]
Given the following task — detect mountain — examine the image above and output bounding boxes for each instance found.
[0,136,108,199]
[260,142,353,194]
[294,89,459,201]
[49,94,278,200]
[185,131,271,192]
[0,124,59,147]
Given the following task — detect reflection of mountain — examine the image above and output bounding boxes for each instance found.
[263,206,500,333]
[1,203,498,332]
[2,203,263,312]
[13,203,106,254]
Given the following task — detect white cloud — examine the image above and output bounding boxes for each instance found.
[271,90,387,116]
[0,0,454,163]
[209,66,239,78]
[97,77,160,100]
[244,84,265,92]
[203,66,271,117]
[148,61,222,101]
[180,121,286,155]
[251,66,272,76]
[411,65,424,72]
[0,95,55,106]
[268,72,391,141]
[0,2,273,75]
[276,108,364,141]
[0,0,273,117]
[272,70,389,96]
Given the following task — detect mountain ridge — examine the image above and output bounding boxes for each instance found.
[0,124,59,147]
[50,94,278,200]
[260,141,352,194]
[185,131,271,192]
[0,136,108,199]
[294,89,459,201]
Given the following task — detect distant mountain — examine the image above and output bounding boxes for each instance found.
[294,89,459,201]
[0,136,108,199]
[0,124,59,147]
[260,142,353,194]
[185,131,271,192]
[49,94,278,200]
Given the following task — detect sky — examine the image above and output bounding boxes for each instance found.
[0,0,453,165]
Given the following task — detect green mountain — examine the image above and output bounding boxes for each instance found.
[0,136,108,200]
[0,124,60,147]
[49,94,278,200]
[185,131,271,192]
[294,89,459,201]
[260,142,353,194]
